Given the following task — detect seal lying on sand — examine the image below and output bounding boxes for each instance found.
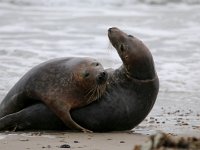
[0,27,159,132]
[0,58,108,132]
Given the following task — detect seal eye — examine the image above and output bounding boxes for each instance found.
[96,63,99,66]
[128,35,133,38]
[83,72,90,78]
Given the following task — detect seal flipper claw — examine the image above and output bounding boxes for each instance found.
[82,128,93,133]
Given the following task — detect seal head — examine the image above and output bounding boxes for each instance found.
[61,58,108,107]
[108,27,156,80]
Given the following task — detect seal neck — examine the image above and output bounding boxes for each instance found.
[120,65,157,82]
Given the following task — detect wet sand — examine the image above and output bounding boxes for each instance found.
[0,131,147,150]
[0,110,200,150]
[0,126,200,150]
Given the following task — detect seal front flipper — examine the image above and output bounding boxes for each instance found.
[64,110,92,133]
[45,99,92,132]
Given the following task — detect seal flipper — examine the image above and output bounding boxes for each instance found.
[0,92,24,118]
[45,99,92,132]
[0,111,21,131]
[64,110,92,132]
[0,103,67,131]
[0,91,36,118]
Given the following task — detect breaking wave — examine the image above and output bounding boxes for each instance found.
[0,0,200,7]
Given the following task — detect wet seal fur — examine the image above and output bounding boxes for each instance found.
[0,27,159,132]
[0,57,108,132]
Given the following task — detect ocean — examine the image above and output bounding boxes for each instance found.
[0,0,200,135]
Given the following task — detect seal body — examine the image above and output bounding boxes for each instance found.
[0,27,159,132]
[0,57,108,131]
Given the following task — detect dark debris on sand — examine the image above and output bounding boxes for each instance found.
[60,144,71,148]
[134,132,200,150]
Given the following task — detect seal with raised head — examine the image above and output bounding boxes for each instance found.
[0,57,108,131]
[0,27,159,132]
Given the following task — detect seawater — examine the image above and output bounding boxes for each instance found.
[0,0,200,135]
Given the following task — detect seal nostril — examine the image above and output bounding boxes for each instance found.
[97,71,107,84]
[108,28,112,33]
[98,76,103,80]
[98,73,104,80]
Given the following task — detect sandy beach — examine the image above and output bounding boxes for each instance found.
[0,131,148,150]
[0,128,200,150]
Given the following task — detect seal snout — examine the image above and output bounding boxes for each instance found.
[108,27,119,33]
[108,28,112,34]
[96,71,108,84]
[108,27,120,37]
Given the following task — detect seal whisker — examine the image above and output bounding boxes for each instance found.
[85,86,95,98]
[86,83,107,104]
[87,85,97,103]
[94,85,100,100]
[96,85,101,100]
[96,85,100,100]
[95,84,106,101]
